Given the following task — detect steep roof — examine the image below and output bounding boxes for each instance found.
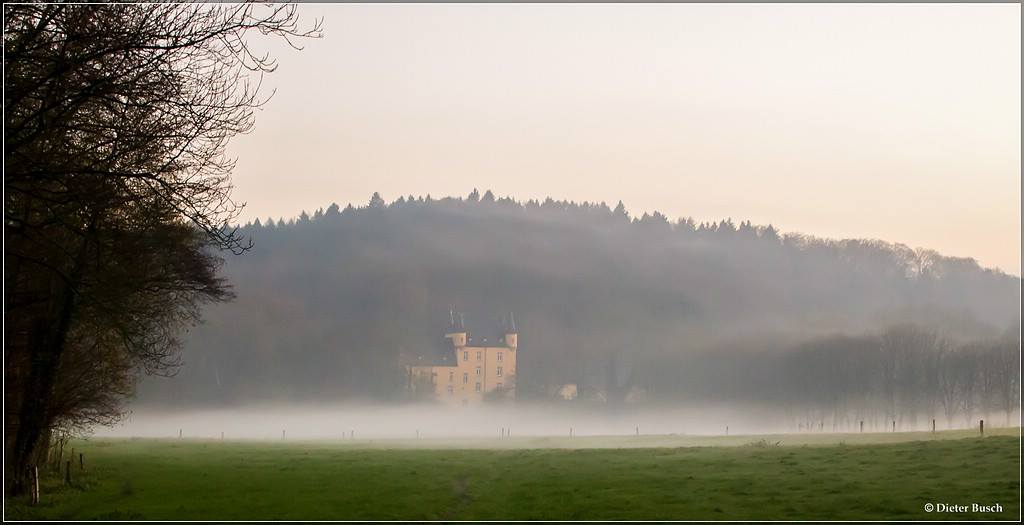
[406,312,518,366]
[449,312,517,346]
[407,334,458,367]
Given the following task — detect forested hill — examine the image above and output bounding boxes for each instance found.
[136,191,1020,406]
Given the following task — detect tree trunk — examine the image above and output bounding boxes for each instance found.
[6,278,76,496]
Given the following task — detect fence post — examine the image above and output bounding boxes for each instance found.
[980,419,984,437]
[932,419,936,433]
[860,421,863,433]
[79,452,84,471]
[635,425,639,436]
[892,420,895,433]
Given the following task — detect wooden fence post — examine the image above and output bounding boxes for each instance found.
[860,421,863,433]
[892,420,895,433]
[980,419,984,437]
[635,425,639,436]
[79,452,84,471]
[932,419,936,433]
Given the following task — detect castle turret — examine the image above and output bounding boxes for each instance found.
[505,312,517,349]
[445,309,467,347]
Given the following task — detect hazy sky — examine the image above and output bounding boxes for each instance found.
[227,3,1020,274]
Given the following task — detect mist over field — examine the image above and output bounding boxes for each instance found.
[95,402,787,440]
[96,401,966,441]
[127,193,1020,436]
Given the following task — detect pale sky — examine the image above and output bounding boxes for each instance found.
[227,3,1021,274]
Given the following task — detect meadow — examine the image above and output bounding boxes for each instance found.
[5,428,1019,521]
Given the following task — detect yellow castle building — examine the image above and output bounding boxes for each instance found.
[405,312,517,404]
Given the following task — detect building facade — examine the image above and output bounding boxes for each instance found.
[406,313,517,404]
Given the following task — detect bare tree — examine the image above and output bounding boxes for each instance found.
[4,2,320,494]
[936,344,960,428]
[956,346,981,427]
[988,328,1021,426]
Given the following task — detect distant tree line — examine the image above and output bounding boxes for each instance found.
[136,190,1020,417]
[783,324,1019,431]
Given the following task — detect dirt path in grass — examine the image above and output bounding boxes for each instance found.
[440,474,473,520]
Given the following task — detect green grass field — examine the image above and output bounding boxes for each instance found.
[5,428,1020,521]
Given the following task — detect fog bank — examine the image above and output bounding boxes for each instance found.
[95,402,1016,441]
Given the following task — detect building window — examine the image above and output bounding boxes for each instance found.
[476,351,482,360]
[475,366,481,376]
[463,372,468,384]
[463,351,469,361]
[497,367,503,377]
[496,382,503,391]
[475,382,481,392]
[448,371,454,382]
[447,385,454,395]
[497,352,503,361]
